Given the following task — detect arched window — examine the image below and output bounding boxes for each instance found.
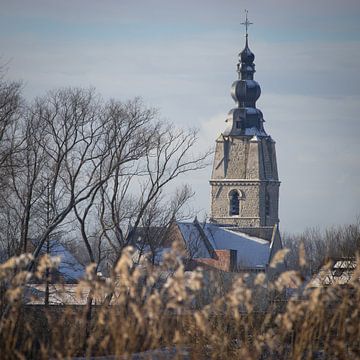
[229,190,240,216]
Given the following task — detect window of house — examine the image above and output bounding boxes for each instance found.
[236,121,241,129]
[229,190,240,216]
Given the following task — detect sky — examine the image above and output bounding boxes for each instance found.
[1,0,360,233]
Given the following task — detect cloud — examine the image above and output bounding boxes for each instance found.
[1,0,360,232]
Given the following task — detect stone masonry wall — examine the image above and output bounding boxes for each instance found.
[225,138,248,179]
[211,182,261,226]
[212,136,226,179]
[210,135,280,227]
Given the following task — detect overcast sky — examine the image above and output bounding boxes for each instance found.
[1,0,360,233]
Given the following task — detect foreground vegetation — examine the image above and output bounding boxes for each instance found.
[0,243,359,360]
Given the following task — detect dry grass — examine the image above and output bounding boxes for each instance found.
[0,247,359,359]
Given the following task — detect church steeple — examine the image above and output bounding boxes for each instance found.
[210,12,280,228]
[224,10,265,137]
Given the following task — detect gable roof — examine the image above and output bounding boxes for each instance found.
[176,221,274,269]
[28,240,85,283]
[176,222,213,259]
[49,242,85,282]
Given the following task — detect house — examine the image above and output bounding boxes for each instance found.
[308,258,357,287]
[175,219,282,272]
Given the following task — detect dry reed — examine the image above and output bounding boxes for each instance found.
[0,246,359,359]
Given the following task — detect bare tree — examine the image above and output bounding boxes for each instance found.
[0,78,22,170]
[282,218,360,276]
[24,88,122,270]
[5,108,49,254]
[136,185,194,264]
[97,124,211,267]
[0,83,211,272]
[70,97,211,269]
[0,76,23,258]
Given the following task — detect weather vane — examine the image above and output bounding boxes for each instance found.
[240,9,253,36]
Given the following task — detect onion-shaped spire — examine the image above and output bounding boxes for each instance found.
[237,36,256,80]
[223,10,267,137]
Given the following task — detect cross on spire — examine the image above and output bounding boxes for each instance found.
[240,9,253,37]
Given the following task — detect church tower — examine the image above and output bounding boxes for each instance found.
[210,12,280,228]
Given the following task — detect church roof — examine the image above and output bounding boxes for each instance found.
[176,221,276,269]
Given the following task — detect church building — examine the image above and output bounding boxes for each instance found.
[175,13,283,272]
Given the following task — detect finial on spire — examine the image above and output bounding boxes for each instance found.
[240,9,253,37]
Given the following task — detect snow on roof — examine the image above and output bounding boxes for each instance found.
[24,284,89,305]
[177,222,270,268]
[204,224,269,268]
[333,260,356,269]
[50,243,85,281]
[176,222,212,258]
[244,127,267,137]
